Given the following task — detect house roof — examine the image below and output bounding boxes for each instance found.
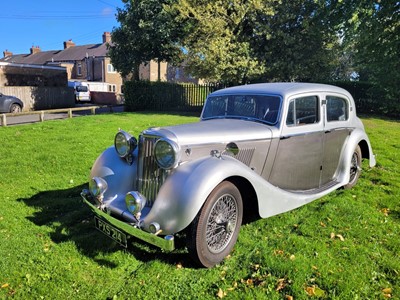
[1,42,108,65]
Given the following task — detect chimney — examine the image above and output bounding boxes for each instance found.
[30,46,41,55]
[64,39,76,49]
[102,32,111,44]
[3,49,13,57]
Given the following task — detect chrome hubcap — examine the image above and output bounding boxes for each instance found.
[206,194,238,253]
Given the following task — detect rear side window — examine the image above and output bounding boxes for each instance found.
[286,96,319,126]
[326,96,348,122]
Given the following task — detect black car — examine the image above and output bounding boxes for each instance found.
[0,93,24,113]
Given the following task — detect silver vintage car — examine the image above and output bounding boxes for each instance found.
[81,83,376,267]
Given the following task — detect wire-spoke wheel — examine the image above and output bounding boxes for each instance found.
[344,145,362,189]
[187,181,243,268]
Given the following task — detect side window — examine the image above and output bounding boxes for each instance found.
[77,63,82,76]
[286,96,319,126]
[326,96,348,121]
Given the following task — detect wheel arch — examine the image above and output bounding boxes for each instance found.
[358,139,371,160]
[225,176,259,224]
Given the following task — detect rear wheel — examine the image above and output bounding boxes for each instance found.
[344,145,362,189]
[10,104,22,113]
[187,181,243,268]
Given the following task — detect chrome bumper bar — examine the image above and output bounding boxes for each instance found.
[81,191,175,251]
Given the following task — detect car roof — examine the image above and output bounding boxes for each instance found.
[209,82,353,99]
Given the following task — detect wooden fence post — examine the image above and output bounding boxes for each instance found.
[1,114,6,127]
[68,109,72,118]
[39,111,45,122]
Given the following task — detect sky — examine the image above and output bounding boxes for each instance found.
[0,0,122,55]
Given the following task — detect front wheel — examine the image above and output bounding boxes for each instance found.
[187,181,243,268]
[344,145,362,189]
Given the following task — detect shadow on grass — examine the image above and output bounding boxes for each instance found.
[18,184,195,269]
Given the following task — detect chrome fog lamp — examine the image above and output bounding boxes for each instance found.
[125,191,147,216]
[154,138,180,170]
[114,130,137,158]
[89,177,108,199]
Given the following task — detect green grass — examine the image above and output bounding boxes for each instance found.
[0,113,399,299]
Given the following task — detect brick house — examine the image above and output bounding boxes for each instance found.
[1,32,202,93]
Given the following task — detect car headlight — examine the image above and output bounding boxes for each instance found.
[154,138,180,169]
[125,191,147,215]
[114,130,137,158]
[89,177,108,200]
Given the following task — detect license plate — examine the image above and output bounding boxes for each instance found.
[94,217,128,248]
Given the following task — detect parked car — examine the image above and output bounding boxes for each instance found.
[81,83,376,267]
[0,92,24,113]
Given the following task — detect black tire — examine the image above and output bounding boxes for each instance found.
[187,181,243,268]
[10,104,22,113]
[344,145,362,189]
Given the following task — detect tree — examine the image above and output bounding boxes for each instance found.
[170,0,274,84]
[250,0,344,82]
[347,0,399,101]
[108,0,183,81]
[171,0,343,84]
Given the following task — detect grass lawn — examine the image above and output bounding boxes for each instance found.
[0,112,399,299]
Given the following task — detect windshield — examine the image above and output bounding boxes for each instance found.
[202,94,281,124]
[76,85,88,92]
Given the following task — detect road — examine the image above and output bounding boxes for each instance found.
[2,104,125,126]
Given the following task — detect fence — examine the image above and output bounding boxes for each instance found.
[0,86,75,111]
[0,105,116,127]
[124,82,225,112]
[124,81,399,118]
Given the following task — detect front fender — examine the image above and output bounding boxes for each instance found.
[142,156,230,234]
[90,146,137,202]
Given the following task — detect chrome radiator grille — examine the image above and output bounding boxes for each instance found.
[137,135,169,205]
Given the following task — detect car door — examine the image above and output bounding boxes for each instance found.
[269,94,324,190]
[320,94,352,185]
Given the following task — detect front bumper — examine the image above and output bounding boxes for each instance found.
[81,191,175,251]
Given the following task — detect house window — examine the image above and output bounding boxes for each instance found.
[77,63,82,76]
[108,84,116,92]
[107,64,116,73]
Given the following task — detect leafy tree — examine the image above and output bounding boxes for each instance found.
[108,0,183,81]
[346,0,399,101]
[170,0,274,84]
[250,0,345,82]
[171,0,343,84]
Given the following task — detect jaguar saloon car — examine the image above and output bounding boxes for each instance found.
[81,82,376,267]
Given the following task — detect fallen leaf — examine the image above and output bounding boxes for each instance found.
[382,287,392,298]
[176,262,183,269]
[336,234,345,241]
[306,286,315,296]
[276,278,286,291]
[1,283,9,289]
[305,285,326,297]
[330,232,335,239]
[381,208,390,216]
[290,254,296,261]
[246,278,254,286]
[320,222,326,227]
[217,288,226,298]
[285,296,294,300]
